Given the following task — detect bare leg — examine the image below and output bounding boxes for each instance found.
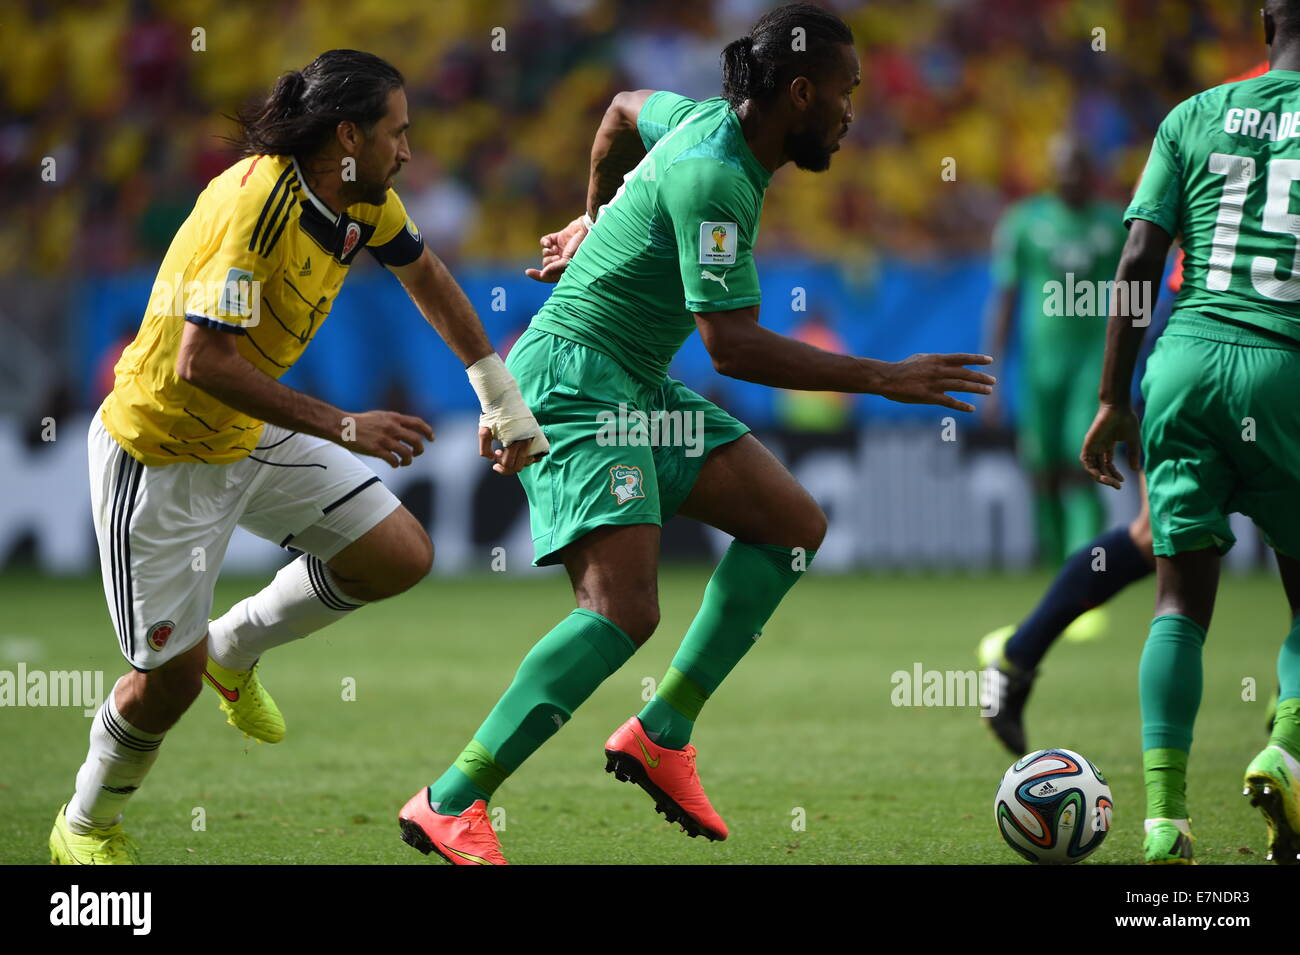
[116,635,209,733]
[327,506,433,602]
[635,435,825,753]
[1153,547,1220,631]
[562,523,661,647]
[677,434,826,547]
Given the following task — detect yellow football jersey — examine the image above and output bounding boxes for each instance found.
[102,154,424,465]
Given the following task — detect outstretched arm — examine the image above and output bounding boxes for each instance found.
[695,306,995,413]
[391,246,493,367]
[177,322,432,468]
[392,247,548,474]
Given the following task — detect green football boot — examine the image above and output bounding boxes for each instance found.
[1144,818,1195,865]
[1243,745,1300,865]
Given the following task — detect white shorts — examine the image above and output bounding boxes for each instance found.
[88,412,401,671]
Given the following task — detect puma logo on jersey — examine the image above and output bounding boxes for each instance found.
[700,269,729,292]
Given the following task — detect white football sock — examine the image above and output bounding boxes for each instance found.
[207,554,368,671]
[1144,817,1191,835]
[66,680,165,833]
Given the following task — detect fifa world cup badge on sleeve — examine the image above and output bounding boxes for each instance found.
[699,222,738,265]
[218,267,259,327]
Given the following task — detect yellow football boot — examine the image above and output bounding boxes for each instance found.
[50,804,140,865]
[203,657,285,743]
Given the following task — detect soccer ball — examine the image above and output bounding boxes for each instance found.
[994,748,1113,864]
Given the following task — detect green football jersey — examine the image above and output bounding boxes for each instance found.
[531,91,771,388]
[991,193,1126,352]
[1128,69,1300,342]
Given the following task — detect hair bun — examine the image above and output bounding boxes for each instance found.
[278,70,306,114]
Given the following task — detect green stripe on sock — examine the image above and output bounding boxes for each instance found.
[1273,699,1300,762]
[1271,615,1300,760]
[638,668,708,748]
[1144,747,1189,820]
[639,541,814,749]
[453,739,509,794]
[428,609,636,815]
[657,667,709,721]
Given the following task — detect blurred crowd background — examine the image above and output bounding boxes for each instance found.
[0,0,1271,424]
[0,0,1266,271]
[0,0,1278,571]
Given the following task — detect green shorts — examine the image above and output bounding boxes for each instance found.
[506,326,750,566]
[1019,339,1103,472]
[1141,310,1300,558]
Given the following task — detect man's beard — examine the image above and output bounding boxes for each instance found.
[343,174,391,206]
[357,180,390,204]
[785,127,835,172]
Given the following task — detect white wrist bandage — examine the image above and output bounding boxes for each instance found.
[467,353,550,457]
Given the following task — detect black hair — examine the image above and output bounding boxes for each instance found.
[228,49,404,158]
[720,2,854,109]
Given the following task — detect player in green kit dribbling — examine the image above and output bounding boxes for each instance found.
[396,3,997,865]
[1082,0,1300,865]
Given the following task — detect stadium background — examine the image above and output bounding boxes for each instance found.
[2,0,1294,869]
[0,0,1274,575]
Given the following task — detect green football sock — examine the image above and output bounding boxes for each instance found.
[1061,483,1105,555]
[1140,614,1206,819]
[428,608,636,815]
[1034,488,1065,565]
[1268,613,1300,760]
[638,541,815,750]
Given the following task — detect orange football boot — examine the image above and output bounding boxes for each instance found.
[604,716,729,841]
[398,789,508,865]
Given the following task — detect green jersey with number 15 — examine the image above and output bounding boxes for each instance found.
[530,91,771,389]
[1128,70,1300,341]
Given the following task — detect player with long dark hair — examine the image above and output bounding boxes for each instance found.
[49,50,545,864]
[398,3,995,865]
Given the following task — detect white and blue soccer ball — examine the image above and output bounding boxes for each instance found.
[995,748,1113,864]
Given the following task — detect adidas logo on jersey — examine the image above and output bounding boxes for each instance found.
[299,256,312,276]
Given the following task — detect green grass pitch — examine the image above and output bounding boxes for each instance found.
[0,566,1289,865]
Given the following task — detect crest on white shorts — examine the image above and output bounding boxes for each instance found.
[147,620,176,652]
[608,465,645,504]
